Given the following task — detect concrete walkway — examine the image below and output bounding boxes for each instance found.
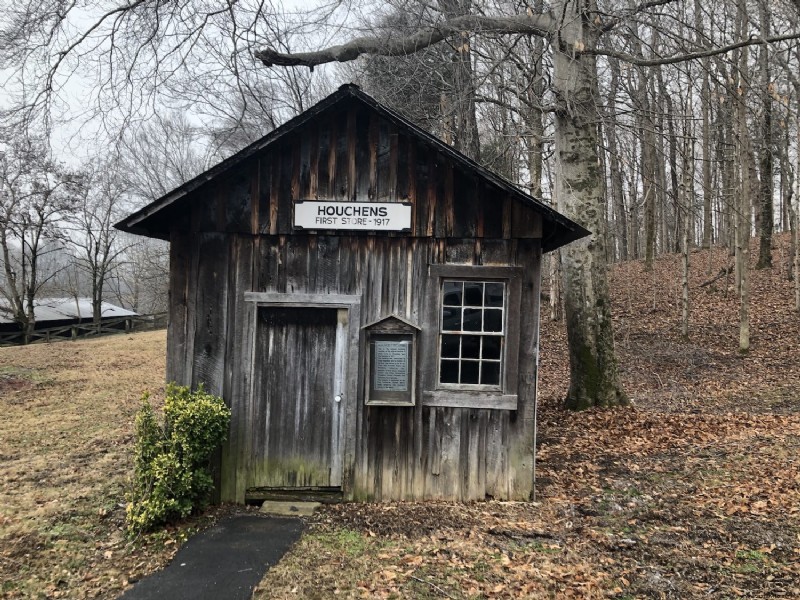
[119,515,304,600]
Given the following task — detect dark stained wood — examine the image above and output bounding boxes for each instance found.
[388,126,398,201]
[319,118,333,199]
[157,94,558,504]
[223,166,251,233]
[269,154,279,235]
[354,106,370,201]
[309,123,319,199]
[453,170,478,238]
[347,108,358,200]
[299,129,312,199]
[334,110,349,201]
[377,120,392,201]
[190,233,228,393]
[166,231,192,384]
[368,111,379,200]
[278,142,294,234]
[426,152,437,237]
[245,488,344,503]
[444,163,454,236]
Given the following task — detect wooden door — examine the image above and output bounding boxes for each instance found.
[249,306,348,489]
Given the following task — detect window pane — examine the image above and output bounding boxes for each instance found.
[438,278,507,389]
[464,282,483,306]
[482,336,501,359]
[440,360,459,383]
[463,308,482,331]
[462,335,480,358]
[484,309,502,332]
[441,334,460,358]
[442,307,462,331]
[485,283,504,307]
[481,362,500,385]
[443,281,463,306]
[461,360,479,384]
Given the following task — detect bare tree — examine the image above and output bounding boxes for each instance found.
[66,164,130,325]
[0,136,80,339]
[116,113,215,202]
[107,235,169,314]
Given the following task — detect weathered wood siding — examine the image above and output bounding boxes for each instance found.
[168,233,541,501]
[165,97,544,502]
[158,99,542,241]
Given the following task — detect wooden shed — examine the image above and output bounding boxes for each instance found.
[116,84,589,504]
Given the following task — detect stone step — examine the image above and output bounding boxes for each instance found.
[260,500,321,517]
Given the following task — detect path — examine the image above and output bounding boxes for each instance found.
[119,515,304,600]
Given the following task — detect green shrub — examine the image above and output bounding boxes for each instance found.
[126,383,231,535]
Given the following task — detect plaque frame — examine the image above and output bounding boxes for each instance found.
[363,315,419,406]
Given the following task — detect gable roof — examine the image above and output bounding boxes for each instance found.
[115,84,589,252]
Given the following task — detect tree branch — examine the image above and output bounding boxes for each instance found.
[255,14,557,67]
[593,32,800,66]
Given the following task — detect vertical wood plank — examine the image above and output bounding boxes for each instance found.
[427,153,437,237]
[167,232,192,384]
[376,119,391,201]
[310,123,320,199]
[347,107,357,200]
[388,125,398,202]
[278,142,294,234]
[334,112,349,201]
[299,129,312,199]
[269,155,279,235]
[444,163,454,237]
[190,232,229,394]
[368,112,379,200]
[221,234,254,502]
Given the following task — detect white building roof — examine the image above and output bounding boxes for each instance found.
[0,298,138,324]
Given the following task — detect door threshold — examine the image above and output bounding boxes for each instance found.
[245,487,343,504]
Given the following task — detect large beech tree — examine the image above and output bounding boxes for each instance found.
[257,1,634,409]
[254,0,800,409]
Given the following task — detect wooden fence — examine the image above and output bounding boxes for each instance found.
[0,313,168,347]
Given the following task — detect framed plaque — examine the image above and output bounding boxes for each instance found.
[367,334,414,405]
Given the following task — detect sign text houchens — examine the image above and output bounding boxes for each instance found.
[294,201,412,231]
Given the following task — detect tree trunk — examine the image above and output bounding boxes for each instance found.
[735,1,751,352]
[439,0,481,161]
[549,252,562,321]
[756,0,774,269]
[681,137,694,339]
[554,0,626,410]
[795,126,800,310]
[636,63,657,271]
[606,59,628,261]
[696,0,713,252]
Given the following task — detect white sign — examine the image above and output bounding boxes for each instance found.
[294,201,412,231]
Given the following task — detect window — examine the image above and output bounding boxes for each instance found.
[424,265,521,409]
[439,280,505,388]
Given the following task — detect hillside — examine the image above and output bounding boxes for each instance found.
[1,235,799,599]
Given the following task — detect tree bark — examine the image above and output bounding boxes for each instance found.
[553,0,626,410]
[606,59,628,261]
[735,1,751,352]
[756,0,774,269]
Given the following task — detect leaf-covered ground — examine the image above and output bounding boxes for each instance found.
[2,235,799,598]
[256,237,800,599]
